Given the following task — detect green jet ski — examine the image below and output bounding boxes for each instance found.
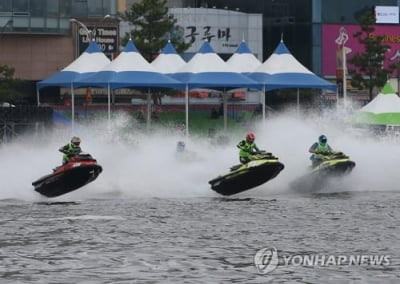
[291,151,356,193]
[208,151,284,196]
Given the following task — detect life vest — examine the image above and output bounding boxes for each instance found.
[316,142,329,153]
[63,143,80,161]
[238,140,257,158]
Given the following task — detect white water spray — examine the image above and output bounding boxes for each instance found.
[0,109,399,201]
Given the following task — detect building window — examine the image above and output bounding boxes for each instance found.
[13,0,29,14]
[88,0,104,17]
[31,0,46,17]
[46,0,59,17]
[0,0,12,13]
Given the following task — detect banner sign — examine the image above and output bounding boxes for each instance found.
[322,24,400,76]
[77,25,118,56]
[169,8,262,58]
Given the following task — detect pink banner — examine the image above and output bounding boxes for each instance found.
[322,24,400,76]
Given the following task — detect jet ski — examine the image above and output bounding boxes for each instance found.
[32,152,102,198]
[208,151,284,196]
[291,151,355,193]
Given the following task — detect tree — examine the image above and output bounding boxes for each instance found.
[348,10,396,101]
[123,0,191,62]
[0,64,24,103]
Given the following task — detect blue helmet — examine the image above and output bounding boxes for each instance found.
[319,135,327,144]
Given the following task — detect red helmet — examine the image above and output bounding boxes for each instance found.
[246,132,255,142]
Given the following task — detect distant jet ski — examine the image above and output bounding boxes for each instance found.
[32,153,102,198]
[208,151,284,196]
[291,152,355,193]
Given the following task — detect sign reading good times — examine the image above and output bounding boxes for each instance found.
[76,25,119,57]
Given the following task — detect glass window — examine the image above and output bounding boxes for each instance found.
[0,0,12,13]
[87,0,103,17]
[59,0,71,17]
[72,0,88,17]
[12,0,29,13]
[46,0,59,16]
[31,0,46,17]
[321,0,398,23]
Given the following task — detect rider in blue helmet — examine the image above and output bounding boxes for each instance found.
[309,135,333,167]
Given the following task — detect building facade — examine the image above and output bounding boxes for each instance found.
[187,0,400,76]
[0,0,117,83]
[2,0,400,101]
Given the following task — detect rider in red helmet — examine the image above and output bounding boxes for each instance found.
[237,132,261,164]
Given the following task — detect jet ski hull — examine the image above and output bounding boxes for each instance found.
[32,154,102,198]
[209,159,284,196]
[291,156,355,193]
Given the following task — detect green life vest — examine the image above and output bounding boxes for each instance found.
[316,142,329,153]
[238,140,257,158]
[63,143,80,160]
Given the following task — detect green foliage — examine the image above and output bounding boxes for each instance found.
[0,64,24,103]
[347,10,396,101]
[122,0,191,61]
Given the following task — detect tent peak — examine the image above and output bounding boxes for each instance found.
[198,41,215,54]
[161,41,178,55]
[124,40,139,53]
[381,81,396,95]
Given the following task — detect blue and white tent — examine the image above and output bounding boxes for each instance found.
[172,41,261,135]
[249,40,336,91]
[249,40,336,112]
[75,39,184,90]
[226,40,261,73]
[37,40,110,130]
[151,40,186,74]
[37,40,110,90]
[226,40,264,117]
[173,41,260,90]
[75,39,185,128]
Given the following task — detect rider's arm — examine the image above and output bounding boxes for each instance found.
[309,143,318,153]
[237,140,245,150]
[59,144,68,154]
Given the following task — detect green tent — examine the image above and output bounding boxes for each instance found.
[352,82,400,126]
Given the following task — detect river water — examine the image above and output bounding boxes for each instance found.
[1,114,399,282]
[1,191,399,283]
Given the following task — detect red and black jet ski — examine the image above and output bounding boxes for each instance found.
[32,153,102,198]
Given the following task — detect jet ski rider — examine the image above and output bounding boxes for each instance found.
[59,136,82,165]
[309,134,333,167]
[237,132,262,164]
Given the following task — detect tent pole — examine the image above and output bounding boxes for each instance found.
[71,83,75,132]
[342,45,347,108]
[107,82,111,130]
[297,88,300,115]
[223,90,228,132]
[185,84,189,137]
[36,88,40,106]
[146,89,151,132]
[262,85,266,121]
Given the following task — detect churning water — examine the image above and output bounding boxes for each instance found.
[0,111,399,283]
